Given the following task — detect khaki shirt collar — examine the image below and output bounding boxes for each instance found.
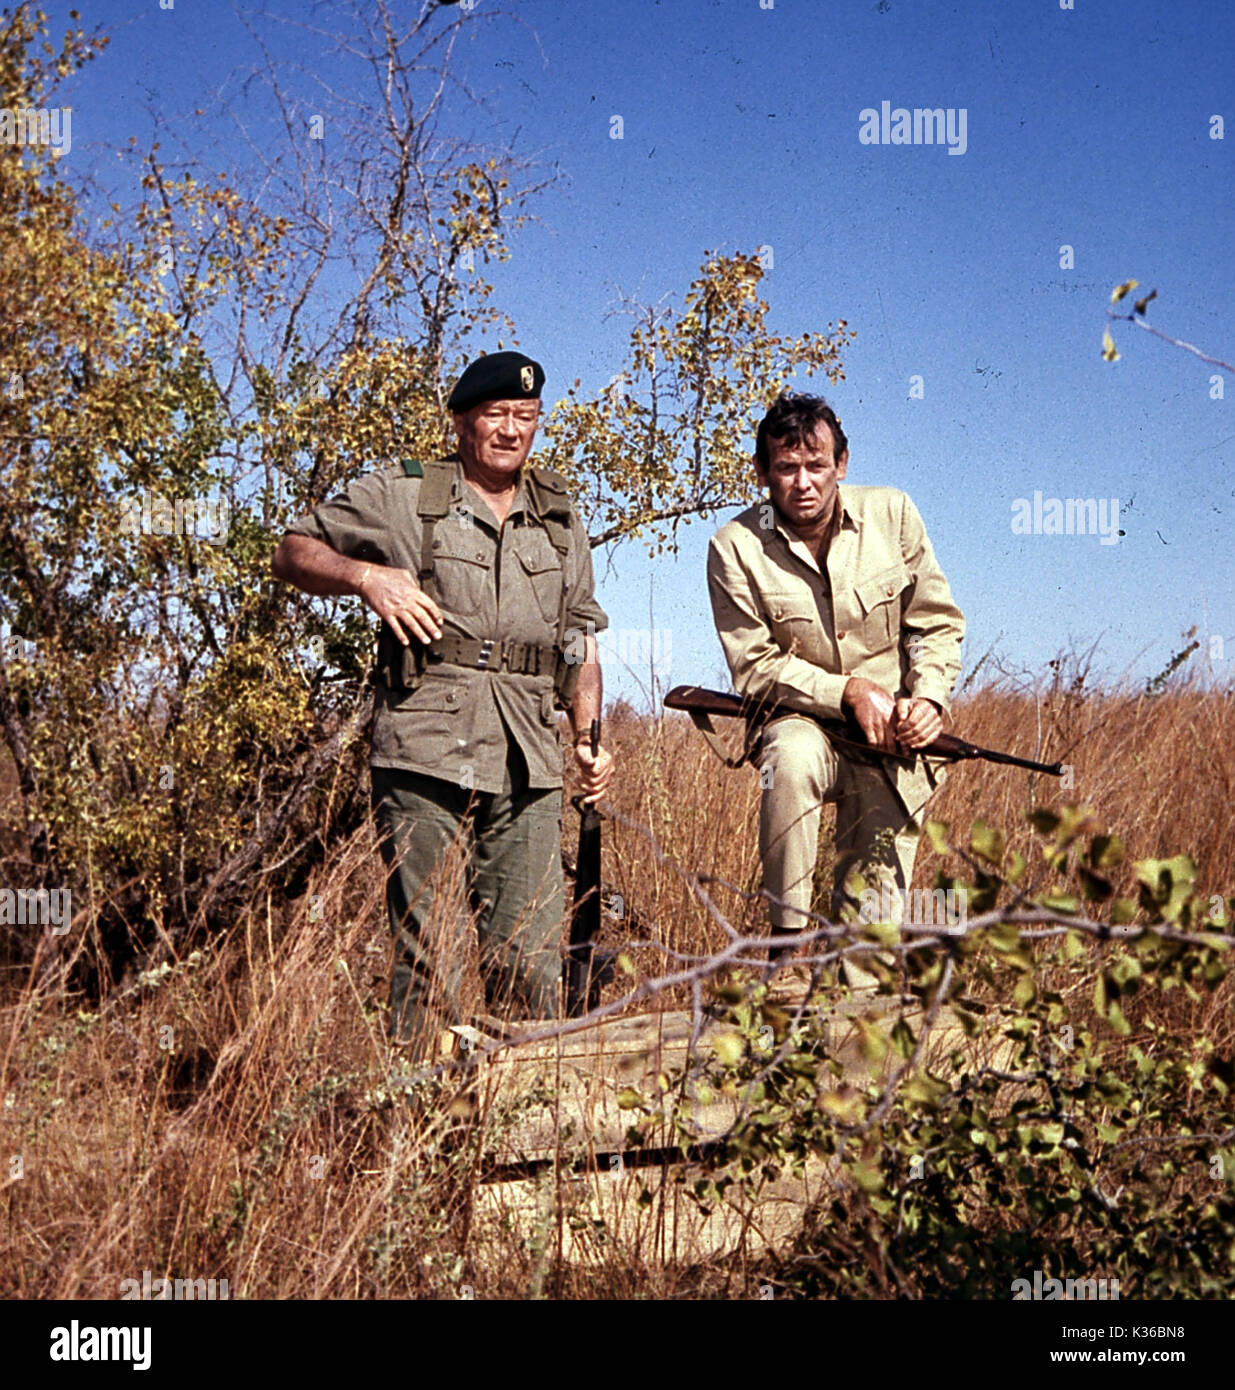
[451,454,533,529]
[770,483,858,575]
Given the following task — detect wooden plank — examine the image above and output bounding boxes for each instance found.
[473,1155,840,1266]
[451,990,1021,1267]
[455,988,1012,1164]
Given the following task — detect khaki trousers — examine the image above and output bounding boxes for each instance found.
[755,715,923,936]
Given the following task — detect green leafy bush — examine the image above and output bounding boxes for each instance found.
[633,805,1235,1298]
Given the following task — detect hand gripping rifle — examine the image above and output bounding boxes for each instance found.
[663,685,1064,776]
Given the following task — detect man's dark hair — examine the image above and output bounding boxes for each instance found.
[754,393,848,469]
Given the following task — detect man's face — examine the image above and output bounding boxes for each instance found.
[453,398,541,481]
[756,426,849,531]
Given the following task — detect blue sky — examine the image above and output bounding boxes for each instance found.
[47,0,1234,706]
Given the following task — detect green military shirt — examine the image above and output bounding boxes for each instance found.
[287,455,608,793]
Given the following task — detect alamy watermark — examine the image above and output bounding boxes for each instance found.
[859,101,967,156]
[857,882,966,928]
[119,489,231,543]
[1011,1268,1120,1300]
[0,106,71,156]
[563,620,672,679]
[0,886,71,934]
[1011,492,1121,545]
[120,1269,229,1300]
[49,1323,150,1371]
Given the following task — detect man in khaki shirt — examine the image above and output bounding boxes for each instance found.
[707,393,964,960]
[272,351,614,1051]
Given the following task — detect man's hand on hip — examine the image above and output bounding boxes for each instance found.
[358,566,443,646]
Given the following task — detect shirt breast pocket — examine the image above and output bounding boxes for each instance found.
[514,535,565,629]
[432,530,492,618]
[853,563,908,651]
[764,591,821,658]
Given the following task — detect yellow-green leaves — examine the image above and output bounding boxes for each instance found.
[924,819,951,855]
[819,1087,865,1125]
[1039,893,1080,914]
[538,249,854,552]
[856,1018,889,1066]
[1029,803,1102,872]
[1110,279,1140,304]
[969,819,1005,866]
[1094,970,1132,1035]
[1013,973,1037,1008]
[850,1157,884,1194]
[711,1031,745,1067]
[1134,854,1197,922]
[862,920,901,948]
[903,1072,948,1107]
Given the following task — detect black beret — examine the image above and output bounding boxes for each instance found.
[446,351,545,413]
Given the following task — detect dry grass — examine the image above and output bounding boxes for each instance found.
[1,670,1233,1298]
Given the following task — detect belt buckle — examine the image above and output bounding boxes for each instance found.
[476,638,495,671]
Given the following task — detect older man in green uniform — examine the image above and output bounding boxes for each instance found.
[272,351,613,1051]
[707,393,964,968]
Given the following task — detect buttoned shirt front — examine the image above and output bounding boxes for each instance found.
[287,456,608,793]
[707,483,965,811]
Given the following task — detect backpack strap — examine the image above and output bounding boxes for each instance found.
[524,466,583,709]
[375,458,451,691]
[524,466,573,552]
[414,459,455,604]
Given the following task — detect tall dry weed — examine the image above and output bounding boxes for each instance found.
[2,668,1232,1297]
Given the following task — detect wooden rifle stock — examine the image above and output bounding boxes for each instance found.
[663,684,1064,777]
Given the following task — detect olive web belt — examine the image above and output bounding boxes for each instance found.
[426,634,558,676]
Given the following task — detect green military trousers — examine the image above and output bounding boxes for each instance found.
[371,742,564,1051]
[755,715,923,934]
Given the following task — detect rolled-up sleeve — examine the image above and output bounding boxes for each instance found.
[707,533,850,719]
[898,495,965,713]
[564,510,609,635]
[285,472,394,564]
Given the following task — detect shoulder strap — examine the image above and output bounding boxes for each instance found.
[414,459,454,516]
[524,467,577,656]
[524,466,573,556]
[372,459,449,691]
[414,460,456,598]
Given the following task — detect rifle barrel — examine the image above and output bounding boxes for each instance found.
[664,684,1063,776]
[960,745,1065,776]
